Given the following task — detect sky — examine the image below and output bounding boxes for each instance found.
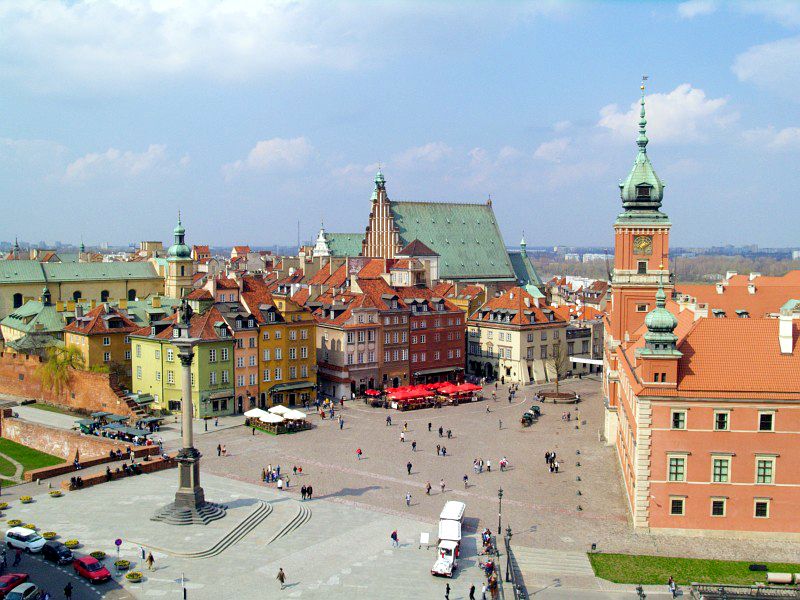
[2,0,800,249]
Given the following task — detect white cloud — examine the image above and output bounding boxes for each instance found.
[738,1,800,27]
[533,138,570,162]
[552,120,572,133]
[677,0,718,19]
[393,142,453,168]
[223,137,313,178]
[742,126,800,149]
[733,36,800,91]
[64,144,173,181]
[597,84,732,143]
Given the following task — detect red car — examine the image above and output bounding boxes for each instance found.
[74,556,111,583]
[0,574,28,599]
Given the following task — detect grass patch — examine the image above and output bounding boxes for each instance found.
[589,553,800,586]
[0,455,17,478]
[25,402,82,418]
[0,438,63,474]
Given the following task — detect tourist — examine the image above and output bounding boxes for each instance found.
[386,415,392,426]
[428,422,432,432]
[498,419,502,430]
[486,404,491,413]
[12,550,20,567]
[284,476,290,489]
[440,478,445,493]
[300,485,306,500]
[403,422,408,432]
[252,427,256,436]
[407,461,412,475]
[445,583,450,599]
[356,448,363,460]
[307,485,313,499]
[442,447,447,457]
[63,583,73,600]
[405,492,412,507]
[438,426,444,438]
[339,416,344,430]
[426,481,432,495]
[277,477,284,491]
[1,548,6,568]
[214,417,218,427]
[400,431,405,442]
[554,461,560,473]
[221,445,227,456]
[668,576,677,598]
[463,474,469,488]
[217,444,222,457]
[390,530,399,547]
[146,552,155,571]
[487,460,492,472]
[436,444,441,455]
[469,584,476,600]
[412,441,417,452]
[276,567,286,590]
[293,465,298,477]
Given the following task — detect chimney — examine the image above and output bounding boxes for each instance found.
[119,298,128,309]
[749,272,760,281]
[56,300,64,312]
[75,305,84,318]
[725,271,737,281]
[779,312,794,354]
[523,297,530,308]
[90,299,97,309]
[715,283,724,294]
[748,283,756,295]
[152,296,162,309]
[509,292,515,300]
[66,300,75,312]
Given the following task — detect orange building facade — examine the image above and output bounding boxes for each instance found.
[603,83,800,539]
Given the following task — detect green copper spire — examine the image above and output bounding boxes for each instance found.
[641,267,680,356]
[617,77,668,224]
[374,167,386,190]
[167,213,191,261]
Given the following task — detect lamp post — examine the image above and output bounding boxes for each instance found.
[498,488,503,533]
[505,525,513,583]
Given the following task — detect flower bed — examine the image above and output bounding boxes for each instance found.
[125,571,143,583]
[90,551,106,560]
[64,539,80,549]
[24,524,36,531]
[19,496,32,504]
[42,531,57,540]
[49,490,63,498]
[114,559,130,571]
[0,502,8,510]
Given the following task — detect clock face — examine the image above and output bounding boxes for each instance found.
[633,235,653,255]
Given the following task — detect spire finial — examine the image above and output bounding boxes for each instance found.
[656,261,666,307]
[638,75,649,153]
[178,209,182,225]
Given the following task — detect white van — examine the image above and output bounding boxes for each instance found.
[432,501,466,578]
[5,527,46,553]
[439,501,466,522]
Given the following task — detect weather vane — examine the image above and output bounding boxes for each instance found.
[641,74,649,92]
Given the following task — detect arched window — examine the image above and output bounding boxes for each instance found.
[100,290,110,302]
[12,293,22,309]
[180,266,185,276]
[72,291,82,301]
[128,289,137,302]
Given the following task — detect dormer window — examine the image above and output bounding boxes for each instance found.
[171,328,178,338]
[152,326,157,336]
[636,185,651,199]
[248,318,254,328]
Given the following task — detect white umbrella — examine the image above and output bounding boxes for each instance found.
[244,408,269,418]
[258,413,284,424]
[268,405,291,415]
[282,409,307,420]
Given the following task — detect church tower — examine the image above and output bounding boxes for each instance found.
[362,169,401,258]
[165,216,194,299]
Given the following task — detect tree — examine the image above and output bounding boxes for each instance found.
[39,344,85,399]
[547,338,569,394]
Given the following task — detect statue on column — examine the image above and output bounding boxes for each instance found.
[178,298,194,326]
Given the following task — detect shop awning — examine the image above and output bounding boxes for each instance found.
[105,414,129,423]
[259,413,284,424]
[244,408,270,418]
[269,381,315,393]
[283,409,307,420]
[208,390,233,400]
[413,367,463,377]
[268,405,291,415]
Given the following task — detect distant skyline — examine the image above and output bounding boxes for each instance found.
[2,1,800,248]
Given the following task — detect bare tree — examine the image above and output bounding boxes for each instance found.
[547,339,569,394]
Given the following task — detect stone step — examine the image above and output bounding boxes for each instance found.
[512,546,594,577]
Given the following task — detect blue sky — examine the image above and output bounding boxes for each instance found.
[2,0,800,248]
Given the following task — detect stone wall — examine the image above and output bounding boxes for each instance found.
[0,350,135,416]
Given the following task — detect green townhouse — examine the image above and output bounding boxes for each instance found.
[130,305,235,418]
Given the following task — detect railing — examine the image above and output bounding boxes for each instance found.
[690,583,800,599]
[503,528,528,600]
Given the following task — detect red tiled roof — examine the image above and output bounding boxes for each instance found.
[64,303,139,335]
[394,286,459,313]
[193,245,209,253]
[186,289,213,301]
[309,263,347,287]
[357,259,386,279]
[216,277,239,290]
[233,246,250,253]
[677,271,800,318]
[469,287,565,326]
[132,305,230,341]
[239,276,276,324]
[398,239,438,257]
[291,288,310,306]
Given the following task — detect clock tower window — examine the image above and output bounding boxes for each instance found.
[637,261,647,275]
[636,185,651,199]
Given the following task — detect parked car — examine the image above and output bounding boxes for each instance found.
[4,583,40,600]
[41,541,73,565]
[4,528,45,553]
[74,556,111,583]
[0,574,28,599]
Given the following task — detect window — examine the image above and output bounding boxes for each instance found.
[358,353,364,364]
[275,330,281,339]
[711,498,726,517]
[249,356,256,367]
[263,349,270,361]
[668,456,686,482]
[221,348,229,361]
[420,335,426,344]
[154,349,161,359]
[222,370,230,384]
[420,352,426,362]
[669,497,685,516]
[263,331,270,340]
[636,304,649,312]
[237,357,244,368]
[393,350,399,361]
[385,351,390,362]
[289,348,297,360]
[136,366,142,380]
[191,372,195,386]
[236,339,244,349]
[758,412,774,432]
[347,353,354,365]
[263,369,270,382]
[301,347,308,359]
[248,319,254,328]
[671,410,686,430]
[209,371,217,385]
[102,336,110,346]
[301,365,308,378]
[714,411,729,431]
[637,261,647,275]
[275,368,282,380]
[553,330,560,339]
[368,330,375,342]
[456,349,461,358]
[754,499,770,518]
[712,457,730,483]
[249,337,256,348]
[756,457,775,484]
[636,185,651,199]
[167,370,174,384]
[166,349,174,362]
[124,350,131,360]
[209,349,217,363]
[402,349,408,360]
[412,353,418,363]
[236,375,244,387]
[275,348,282,360]
[103,352,111,363]
[289,330,296,341]
[289,366,296,379]
[136,344,141,358]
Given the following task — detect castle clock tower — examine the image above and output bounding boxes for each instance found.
[604,79,673,441]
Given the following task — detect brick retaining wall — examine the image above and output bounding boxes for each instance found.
[24,445,159,482]
[60,456,176,491]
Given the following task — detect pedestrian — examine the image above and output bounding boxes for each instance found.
[469,584,476,600]
[498,419,502,430]
[386,415,392,426]
[436,443,441,455]
[221,444,227,456]
[463,474,469,488]
[412,440,417,452]
[252,427,256,435]
[406,492,412,507]
[64,583,73,600]
[407,461,412,475]
[487,460,492,472]
[276,567,286,590]
[445,582,451,599]
[426,481,432,495]
[495,382,498,390]
[440,478,445,493]
[12,550,20,567]
[481,583,487,600]
[555,461,559,473]
[214,417,219,427]
[146,552,155,571]
[340,417,344,430]
[293,465,298,477]
[403,422,408,432]
[668,576,677,598]
[307,485,313,499]
[438,426,444,437]
[447,429,452,439]
[301,485,307,500]
[390,530,399,547]
[442,446,447,457]
[217,444,222,457]
[1,548,6,568]
[428,422,432,432]
[508,394,512,403]
[42,592,50,600]
[357,448,363,460]
[400,431,405,442]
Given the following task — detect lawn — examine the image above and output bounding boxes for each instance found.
[0,438,64,474]
[0,454,17,478]
[25,402,82,418]
[589,553,800,586]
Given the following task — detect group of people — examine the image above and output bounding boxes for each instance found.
[216,444,228,456]
[545,451,560,473]
[299,484,314,500]
[561,411,573,422]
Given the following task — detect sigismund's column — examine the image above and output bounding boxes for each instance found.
[152,300,226,525]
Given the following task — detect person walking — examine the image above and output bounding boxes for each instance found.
[668,576,677,598]
[407,461,413,475]
[12,550,20,567]
[442,446,447,457]
[426,481,432,495]
[339,416,344,430]
[145,551,155,571]
[356,448,363,460]
[390,530,399,547]
[403,422,408,432]
[440,478,445,493]
[469,584,476,599]
[405,492,412,507]
[276,567,286,590]
[498,419,502,430]
[438,426,444,438]
[217,444,222,457]
[463,474,469,488]
[63,583,73,600]
[400,431,405,443]
[436,443,441,455]
[1,548,6,569]
[428,422,432,432]
[486,460,492,472]
[307,485,313,499]
[301,485,307,500]
[386,415,392,426]
[412,440,417,452]
[445,583,451,599]
[447,429,452,439]
[481,582,487,600]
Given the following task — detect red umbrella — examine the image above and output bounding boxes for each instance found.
[365,389,381,396]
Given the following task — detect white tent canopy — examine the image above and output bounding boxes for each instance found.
[258,413,284,424]
[268,405,291,415]
[282,409,307,420]
[244,408,269,419]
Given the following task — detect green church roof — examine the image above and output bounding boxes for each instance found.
[1,301,65,334]
[391,201,516,281]
[326,233,363,257]
[0,261,159,284]
[508,250,544,287]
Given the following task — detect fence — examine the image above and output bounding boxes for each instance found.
[691,584,800,599]
[504,529,528,600]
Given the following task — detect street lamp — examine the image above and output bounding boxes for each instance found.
[497,488,503,533]
[505,525,513,582]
